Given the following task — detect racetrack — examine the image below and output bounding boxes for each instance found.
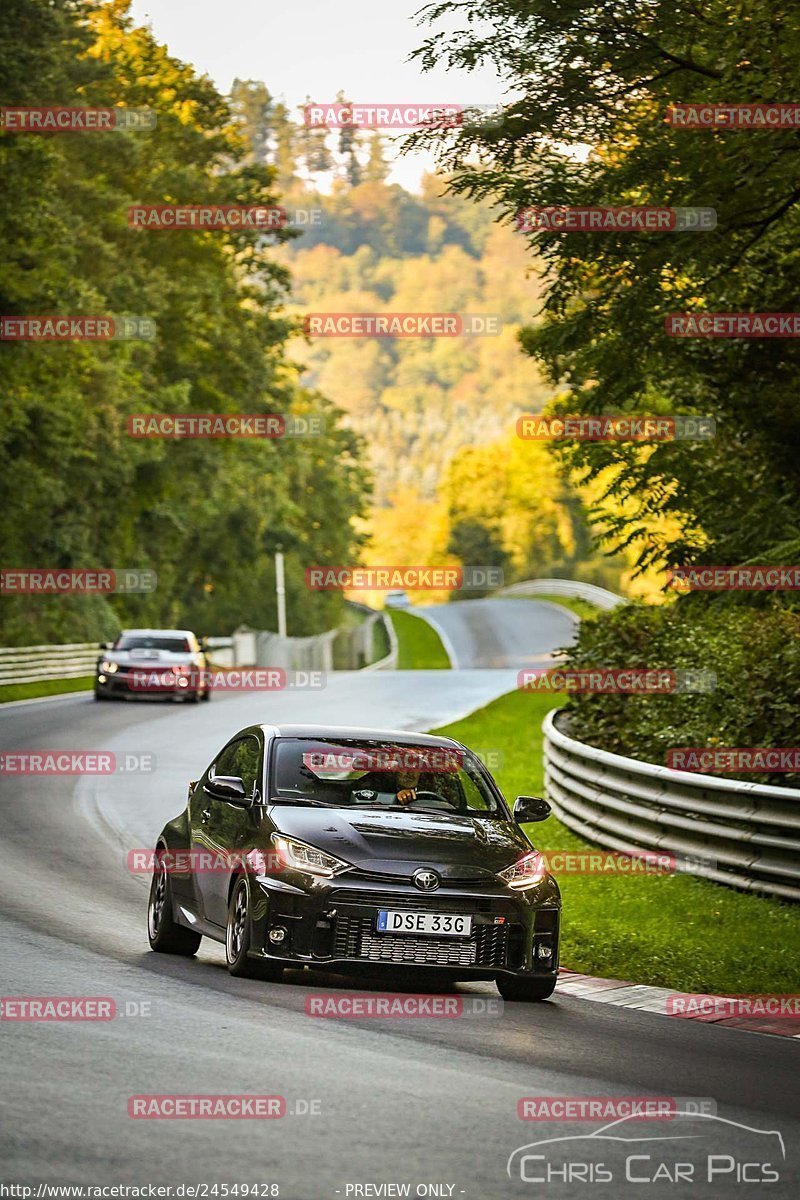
[1,600,797,1197]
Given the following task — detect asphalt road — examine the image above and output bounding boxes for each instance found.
[415,598,577,668]
[1,599,797,1198]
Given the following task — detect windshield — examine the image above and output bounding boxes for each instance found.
[271,738,506,817]
[114,634,191,653]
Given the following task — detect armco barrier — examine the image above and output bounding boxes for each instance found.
[0,642,99,686]
[543,709,800,902]
[499,578,626,610]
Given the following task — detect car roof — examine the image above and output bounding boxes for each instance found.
[119,628,195,637]
[256,723,462,747]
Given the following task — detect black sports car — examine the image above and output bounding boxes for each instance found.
[148,724,561,1000]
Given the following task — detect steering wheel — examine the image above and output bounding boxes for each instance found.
[401,789,457,810]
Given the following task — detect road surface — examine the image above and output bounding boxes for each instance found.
[1,600,797,1197]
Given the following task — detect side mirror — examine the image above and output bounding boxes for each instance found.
[513,795,551,823]
[205,775,251,805]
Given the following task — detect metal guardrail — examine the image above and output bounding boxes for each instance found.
[499,578,626,610]
[543,709,800,902]
[0,642,99,686]
[361,613,398,671]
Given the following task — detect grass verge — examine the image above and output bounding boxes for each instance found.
[432,687,800,993]
[508,592,602,622]
[0,675,95,704]
[389,610,451,669]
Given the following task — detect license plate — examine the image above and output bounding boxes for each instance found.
[376,910,472,937]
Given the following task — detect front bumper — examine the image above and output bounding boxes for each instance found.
[247,872,560,978]
[96,670,198,698]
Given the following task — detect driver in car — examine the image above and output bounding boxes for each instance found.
[395,769,420,805]
[350,767,421,806]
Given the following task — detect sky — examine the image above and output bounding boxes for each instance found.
[128,0,506,189]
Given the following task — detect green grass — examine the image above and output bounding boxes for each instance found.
[389,610,451,669]
[432,688,800,993]
[0,675,95,704]
[508,592,601,622]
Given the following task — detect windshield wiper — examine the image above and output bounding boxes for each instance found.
[269,797,337,808]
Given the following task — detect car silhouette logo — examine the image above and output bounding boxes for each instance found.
[413,869,441,891]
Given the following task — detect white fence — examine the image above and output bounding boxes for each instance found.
[498,578,626,610]
[210,611,398,673]
[0,642,99,686]
[543,709,800,902]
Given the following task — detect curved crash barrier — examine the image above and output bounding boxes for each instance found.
[543,709,800,902]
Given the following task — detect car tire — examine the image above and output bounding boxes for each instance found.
[148,850,202,956]
[496,974,557,1002]
[201,687,211,701]
[226,877,283,981]
[94,689,105,701]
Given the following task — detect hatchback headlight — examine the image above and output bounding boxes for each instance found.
[498,851,546,890]
[271,834,350,877]
[99,660,118,674]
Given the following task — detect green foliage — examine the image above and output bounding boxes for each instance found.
[389,610,451,669]
[0,675,95,704]
[433,686,800,992]
[513,593,599,623]
[409,0,800,576]
[562,600,800,785]
[0,1,369,645]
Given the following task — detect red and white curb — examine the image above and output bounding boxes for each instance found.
[556,969,800,1039]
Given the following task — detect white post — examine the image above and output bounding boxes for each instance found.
[275,550,287,638]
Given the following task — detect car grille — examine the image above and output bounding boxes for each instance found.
[332,914,509,968]
[328,888,501,913]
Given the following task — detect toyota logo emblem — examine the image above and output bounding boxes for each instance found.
[413,869,441,891]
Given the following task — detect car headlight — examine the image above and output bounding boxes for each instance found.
[271,834,350,877]
[498,851,546,890]
[99,660,118,674]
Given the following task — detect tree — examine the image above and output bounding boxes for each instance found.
[0,1,369,643]
[364,131,390,182]
[408,0,800,581]
[229,78,273,165]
